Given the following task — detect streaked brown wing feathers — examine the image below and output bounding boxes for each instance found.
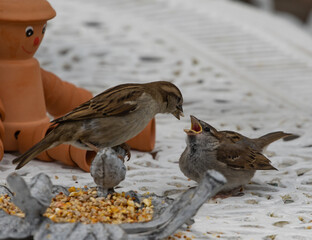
[52,84,143,124]
[216,143,276,170]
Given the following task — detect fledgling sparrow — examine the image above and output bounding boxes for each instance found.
[179,115,292,194]
[13,81,184,169]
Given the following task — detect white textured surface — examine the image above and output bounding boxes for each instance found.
[1,0,312,239]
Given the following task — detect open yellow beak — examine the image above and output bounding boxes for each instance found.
[184,115,202,135]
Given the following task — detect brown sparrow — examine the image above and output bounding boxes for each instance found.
[179,115,292,193]
[13,81,184,169]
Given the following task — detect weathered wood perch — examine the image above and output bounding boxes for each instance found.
[0,170,225,240]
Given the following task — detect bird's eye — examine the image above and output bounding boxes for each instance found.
[25,26,34,37]
[204,126,210,132]
[176,104,183,112]
[42,24,47,34]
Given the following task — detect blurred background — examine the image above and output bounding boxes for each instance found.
[234,0,312,33]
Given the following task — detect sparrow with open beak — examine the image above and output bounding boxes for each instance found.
[179,115,292,194]
[13,81,184,169]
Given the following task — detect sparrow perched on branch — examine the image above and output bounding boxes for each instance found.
[13,81,184,169]
[179,115,292,194]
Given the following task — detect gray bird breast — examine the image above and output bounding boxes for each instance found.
[179,147,218,182]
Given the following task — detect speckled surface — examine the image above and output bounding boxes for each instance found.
[1,0,312,239]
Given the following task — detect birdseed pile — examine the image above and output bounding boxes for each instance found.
[0,187,154,224]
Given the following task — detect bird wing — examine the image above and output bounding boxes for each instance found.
[52,84,144,124]
[216,143,277,170]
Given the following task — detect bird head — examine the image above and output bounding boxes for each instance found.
[184,115,219,148]
[154,81,184,120]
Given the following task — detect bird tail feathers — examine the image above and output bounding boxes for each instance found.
[12,131,60,170]
[256,131,293,149]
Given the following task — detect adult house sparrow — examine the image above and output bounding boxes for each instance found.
[179,115,292,194]
[13,81,184,169]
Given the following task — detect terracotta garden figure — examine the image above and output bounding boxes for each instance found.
[0,0,155,171]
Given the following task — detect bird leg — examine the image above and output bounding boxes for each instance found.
[113,143,131,162]
[96,187,115,197]
[213,186,244,199]
[81,140,99,152]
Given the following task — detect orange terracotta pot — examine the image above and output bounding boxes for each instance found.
[0,58,51,151]
[0,0,55,152]
[0,138,3,161]
[0,0,156,171]
[0,100,5,160]
[41,68,93,117]
[16,121,53,162]
[69,147,96,172]
[47,144,77,167]
[127,118,155,152]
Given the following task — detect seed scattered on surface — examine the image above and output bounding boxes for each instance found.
[165,232,192,240]
[0,187,153,224]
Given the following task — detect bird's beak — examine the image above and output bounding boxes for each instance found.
[184,115,202,135]
[172,105,184,120]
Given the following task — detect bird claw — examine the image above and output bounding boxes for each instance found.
[113,143,131,162]
[125,150,131,161]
